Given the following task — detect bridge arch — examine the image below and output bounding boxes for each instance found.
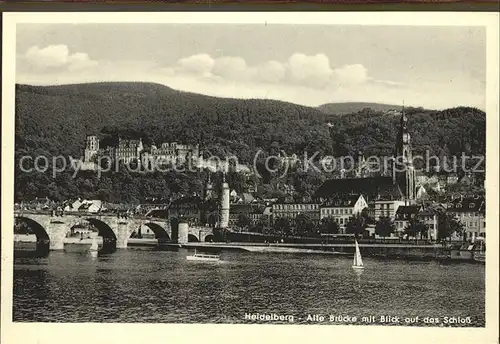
[14,217,50,255]
[188,234,199,242]
[141,222,170,240]
[86,218,117,253]
[204,234,215,242]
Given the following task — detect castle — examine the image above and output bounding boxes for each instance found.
[81,135,199,169]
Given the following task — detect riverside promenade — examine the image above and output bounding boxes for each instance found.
[156,241,459,260]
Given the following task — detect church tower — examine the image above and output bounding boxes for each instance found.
[393,107,415,201]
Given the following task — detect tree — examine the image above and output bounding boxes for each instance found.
[236,214,252,229]
[320,216,340,235]
[295,213,314,236]
[437,211,465,241]
[345,213,366,237]
[251,219,266,233]
[403,217,428,239]
[360,207,375,225]
[274,217,290,235]
[375,216,395,238]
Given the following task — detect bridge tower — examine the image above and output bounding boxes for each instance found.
[219,172,230,228]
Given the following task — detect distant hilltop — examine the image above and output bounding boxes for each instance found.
[317,102,411,116]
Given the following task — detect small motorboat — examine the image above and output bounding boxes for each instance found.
[186,249,220,262]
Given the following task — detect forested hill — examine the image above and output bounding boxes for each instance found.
[15,82,331,163]
[15,82,486,164]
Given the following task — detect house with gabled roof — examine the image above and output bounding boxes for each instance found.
[446,196,485,242]
[394,205,423,237]
[319,194,368,233]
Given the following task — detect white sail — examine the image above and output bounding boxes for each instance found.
[353,240,364,268]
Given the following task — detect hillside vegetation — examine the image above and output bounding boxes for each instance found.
[15,82,486,202]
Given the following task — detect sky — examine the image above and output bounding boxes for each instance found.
[15,24,486,110]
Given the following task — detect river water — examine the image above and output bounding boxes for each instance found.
[13,248,485,326]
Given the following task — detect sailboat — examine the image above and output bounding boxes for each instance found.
[352,239,364,269]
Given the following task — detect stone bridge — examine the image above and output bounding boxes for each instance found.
[14,210,214,251]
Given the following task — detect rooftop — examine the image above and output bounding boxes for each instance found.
[447,196,485,213]
[315,177,403,202]
[395,205,422,215]
[321,194,363,208]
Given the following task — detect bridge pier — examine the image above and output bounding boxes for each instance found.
[49,219,71,250]
[116,221,133,249]
[178,222,189,244]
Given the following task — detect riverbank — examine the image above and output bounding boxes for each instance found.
[13,236,484,263]
[160,242,484,263]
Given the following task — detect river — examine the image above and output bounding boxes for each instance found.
[13,248,485,326]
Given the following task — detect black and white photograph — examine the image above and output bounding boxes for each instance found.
[1,11,499,344]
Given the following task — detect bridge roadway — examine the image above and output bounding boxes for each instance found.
[14,210,214,251]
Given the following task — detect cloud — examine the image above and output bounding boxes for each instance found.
[166,52,379,90]
[254,60,286,83]
[213,56,249,80]
[23,50,462,108]
[177,53,214,76]
[286,53,333,88]
[332,64,369,85]
[23,44,98,71]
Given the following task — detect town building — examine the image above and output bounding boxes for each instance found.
[446,196,486,241]
[394,205,423,237]
[272,201,320,225]
[320,195,368,233]
[168,197,219,227]
[250,206,272,227]
[64,199,102,213]
[373,199,408,221]
[320,194,368,232]
[228,204,257,227]
[417,208,439,240]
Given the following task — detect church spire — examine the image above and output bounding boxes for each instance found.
[393,101,415,202]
